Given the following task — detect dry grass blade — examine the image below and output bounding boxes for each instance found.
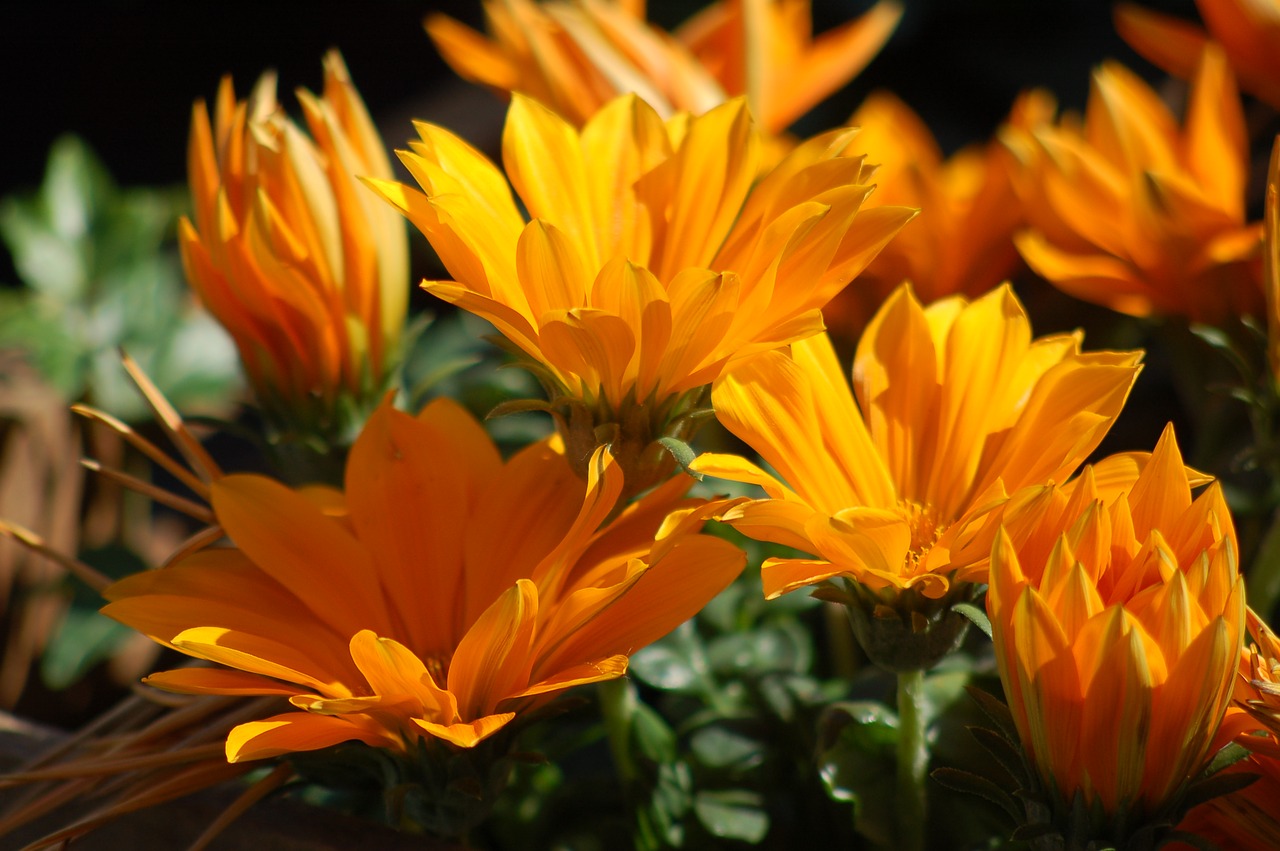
[0,521,111,593]
[79,461,215,525]
[2,742,227,783]
[120,352,223,483]
[22,759,253,850]
[187,762,293,851]
[71,405,213,500]
[159,525,225,568]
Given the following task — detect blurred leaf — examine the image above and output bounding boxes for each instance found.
[631,644,701,693]
[689,726,764,772]
[40,608,134,690]
[817,701,898,847]
[403,312,549,452]
[692,790,769,844]
[922,667,972,725]
[40,544,146,689]
[0,135,239,419]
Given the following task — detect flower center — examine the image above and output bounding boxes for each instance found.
[899,499,945,569]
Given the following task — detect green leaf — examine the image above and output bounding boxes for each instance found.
[964,685,1020,744]
[657,437,702,481]
[951,602,992,639]
[930,767,1022,823]
[817,701,898,846]
[40,609,135,690]
[693,790,769,844]
[689,726,764,772]
[630,645,700,693]
[1205,742,1252,775]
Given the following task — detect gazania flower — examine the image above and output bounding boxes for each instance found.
[988,425,1246,839]
[824,89,1055,334]
[103,398,744,762]
[1116,0,1280,110]
[179,51,409,436]
[1013,46,1262,325]
[426,0,902,134]
[690,283,1140,668]
[1168,609,1280,850]
[366,93,913,492]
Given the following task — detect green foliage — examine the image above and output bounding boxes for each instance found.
[400,311,550,452]
[40,544,146,689]
[0,135,238,419]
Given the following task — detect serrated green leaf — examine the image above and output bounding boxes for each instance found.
[965,685,1020,744]
[967,725,1028,786]
[951,601,993,639]
[930,767,1022,822]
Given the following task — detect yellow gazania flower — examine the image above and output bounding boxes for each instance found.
[988,425,1245,826]
[102,399,744,760]
[366,92,914,487]
[1116,0,1280,110]
[426,0,902,134]
[179,51,408,431]
[824,89,1056,334]
[690,283,1141,608]
[1013,46,1262,325]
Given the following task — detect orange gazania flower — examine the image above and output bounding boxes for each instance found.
[1013,46,1262,325]
[366,93,913,485]
[426,0,903,134]
[1116,0,1280,110]
[988,425,1245,830]
[179,51,409,431]
[102,399,744,760]
[690,283,1142,604]
[1169,609,1280,850]
[824,89,1056,334]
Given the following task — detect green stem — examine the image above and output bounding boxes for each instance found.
[896,668,929,851]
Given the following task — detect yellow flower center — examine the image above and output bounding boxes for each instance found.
[900,499,945,570]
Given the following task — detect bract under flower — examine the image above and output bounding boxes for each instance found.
[102,399,744,761]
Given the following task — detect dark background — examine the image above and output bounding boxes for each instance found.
[0,0,1185,201]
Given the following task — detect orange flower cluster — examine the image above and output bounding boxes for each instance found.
[1117,0,1280,110]
[1012,46,1262,324]
[426,0,902,134]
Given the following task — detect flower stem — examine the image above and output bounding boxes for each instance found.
[896,667,928,851]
